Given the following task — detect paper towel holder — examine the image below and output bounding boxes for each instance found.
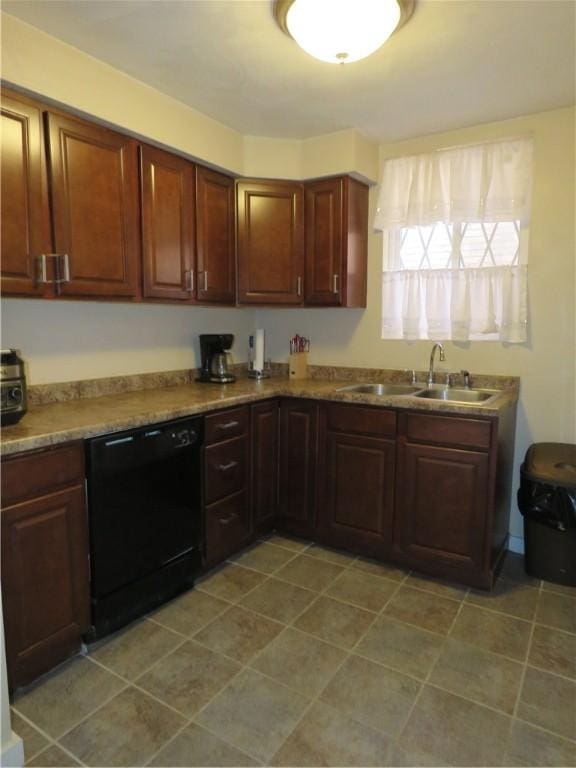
[248,366,271,380]
[248,331,271,380]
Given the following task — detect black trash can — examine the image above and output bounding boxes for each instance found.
[518,443,576,586]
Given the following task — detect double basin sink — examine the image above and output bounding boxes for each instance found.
[336,382,501,405]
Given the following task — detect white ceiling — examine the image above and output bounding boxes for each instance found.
[3,0,575,142]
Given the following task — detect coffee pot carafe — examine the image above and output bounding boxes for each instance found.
[197,334,236,384]
[210,352,232,381]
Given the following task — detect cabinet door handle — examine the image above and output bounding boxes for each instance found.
[217,460,238,472]
[216,420,239,431]
[185,270,194,292]
[332,273,339,294]
[219,512,238,526]
[203,270,208,292]
[37,254,48,284]
[296,276,302,296]
[54,253,70,284]
[37,253,63,284]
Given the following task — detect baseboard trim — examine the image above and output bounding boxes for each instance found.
[1,732,24,768]
[508,535,525,555]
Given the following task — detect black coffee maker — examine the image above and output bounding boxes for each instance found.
[197,334,236,383]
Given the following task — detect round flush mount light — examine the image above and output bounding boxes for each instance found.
[274,0,415,64]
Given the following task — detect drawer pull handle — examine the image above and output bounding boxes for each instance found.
[217,461,238,472]
[220,513,238,526]
[216,420,239,431]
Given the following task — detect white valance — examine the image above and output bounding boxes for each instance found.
[381,265,528,342]
[374,137,533,230]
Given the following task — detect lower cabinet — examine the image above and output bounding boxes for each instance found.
[317,404,396,558]
[251,400,279,533]
[393,411,497,587]
[1,443,90,691]
[278,399,318,538]
[203,406,252,567]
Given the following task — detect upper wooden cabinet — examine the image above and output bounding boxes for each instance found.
[196,166,236,304]
[140,144,196,302]
[305,176,368,307]
[46,112,141,299]
[1,89,370,309]
[1,89,52,296]
[236,179,304,305]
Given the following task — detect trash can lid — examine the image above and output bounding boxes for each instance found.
[523,443,576,488]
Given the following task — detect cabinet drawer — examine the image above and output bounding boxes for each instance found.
[326,403,396,438]
[205,407,249,445]
[1,443,84,507]
[205,491,251,564]
[403,413,492,451]
[205,435,248,504]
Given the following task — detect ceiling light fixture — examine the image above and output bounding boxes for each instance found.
[274,0,415,64]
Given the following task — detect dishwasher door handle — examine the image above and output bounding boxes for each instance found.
[217,460,238,472]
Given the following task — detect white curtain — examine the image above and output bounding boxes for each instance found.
[381,265,528,342]
[375,137,533,342]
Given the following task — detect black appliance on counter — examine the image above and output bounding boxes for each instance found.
[85,416,203,640]
[197,333,236,383]
[0,349,27,425]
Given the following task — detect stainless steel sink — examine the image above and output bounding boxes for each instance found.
[414,387,500,403]
[336,383,421,396]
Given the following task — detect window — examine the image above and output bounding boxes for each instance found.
[375,138,533,342]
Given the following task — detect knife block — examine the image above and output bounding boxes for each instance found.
[289,352,308,380]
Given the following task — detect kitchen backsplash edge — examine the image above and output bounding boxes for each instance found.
[27,364,518,406]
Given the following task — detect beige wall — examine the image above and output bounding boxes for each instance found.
[1,13,245,174]
[1,13,380,182]
[1,299,255,384]
[258,106,576,540]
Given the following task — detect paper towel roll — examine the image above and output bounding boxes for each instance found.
[254,329,265,372]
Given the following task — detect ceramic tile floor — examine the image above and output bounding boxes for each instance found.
[11,536,576,767]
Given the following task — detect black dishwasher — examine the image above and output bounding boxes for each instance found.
[86,416,203,639]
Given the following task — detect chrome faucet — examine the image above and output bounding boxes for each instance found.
[427,343,445,385]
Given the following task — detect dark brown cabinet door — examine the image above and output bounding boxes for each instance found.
[251,400,279,532]
[318,431,395,558]
[237,180,304,305]
[278,399,318,536]
[305,177,343,306]
[394,441,489,575]
[196,166,235,303]
[46,112,140,298]
[1,485,90,690]
[140,145,195,302]
[305,176,368,307]
[1,89,51,296]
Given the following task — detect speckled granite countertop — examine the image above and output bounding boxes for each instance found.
[1,370,519,457]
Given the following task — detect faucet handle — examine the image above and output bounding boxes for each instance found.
[404,368,417,385]
[445,372,453,388]
[460,369,470,388]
